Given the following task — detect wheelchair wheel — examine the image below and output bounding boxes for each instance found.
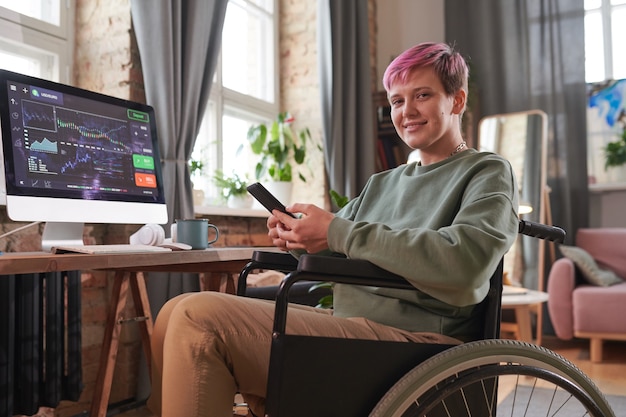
[370,339,615,417]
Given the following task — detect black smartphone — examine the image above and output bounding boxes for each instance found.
[247,182,297,218]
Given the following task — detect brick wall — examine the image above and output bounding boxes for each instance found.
[279,0,378,207]
[279,0,326,206]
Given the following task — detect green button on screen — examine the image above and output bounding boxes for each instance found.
[128,109,149,122]
[133,154,155,170]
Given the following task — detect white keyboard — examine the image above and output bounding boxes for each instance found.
[51,244,173,254]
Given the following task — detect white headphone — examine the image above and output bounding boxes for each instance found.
[129,223,165,246]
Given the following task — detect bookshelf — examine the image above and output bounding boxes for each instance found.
[373,91,411,170]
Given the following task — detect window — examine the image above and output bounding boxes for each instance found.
[584,0,626,83]
[0,1,72,82]
[0,0,73,204]
[191,0,278,206]
[584,0,626,187]
[0,0,61,26]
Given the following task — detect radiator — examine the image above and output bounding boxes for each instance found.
[0,271,82,416]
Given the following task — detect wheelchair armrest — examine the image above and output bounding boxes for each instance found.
[237,250,299,296]
[250,250,300,267]
[297,255,414,289]
[271,255,415,334]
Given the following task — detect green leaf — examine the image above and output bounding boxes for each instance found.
[235,143,244,157]
[255,161,265,181]
[247,125,267,155]
[270,120,284,150]
[283,123,295,147]
[293,144,306,164]
[279,164,292,181]
[299,127,311,145]
[329,189,349,209]
[315,294,334,309]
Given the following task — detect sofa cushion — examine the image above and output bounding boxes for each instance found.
[577,228,626,279]
[558,245,623,287]
[573,282,626,333]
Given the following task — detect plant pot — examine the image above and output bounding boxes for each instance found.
[606,164,626,184]
[265,180,292,205]
[227,194,253,209]
[192,189,205,206]
[253,181,293,210]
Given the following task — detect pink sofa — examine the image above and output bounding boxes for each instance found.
[547,228,626,362]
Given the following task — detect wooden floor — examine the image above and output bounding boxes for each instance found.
[541,335,626,397]
[111,336,626,417]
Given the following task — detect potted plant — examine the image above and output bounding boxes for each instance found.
[188,159,206,205]
[604,127,626,168]
[189,159,205,177]
[603,126,626,183]
[212,170,252,209]
[246,112,315,203]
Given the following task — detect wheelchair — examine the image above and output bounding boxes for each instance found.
[237,220,616,417]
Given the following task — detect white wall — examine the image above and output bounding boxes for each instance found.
[590,189,626,227]
[376,0,445,89]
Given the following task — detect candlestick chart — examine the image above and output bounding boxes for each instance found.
[23,102,132,183]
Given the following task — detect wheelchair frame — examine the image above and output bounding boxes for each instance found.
[237,220,615,417]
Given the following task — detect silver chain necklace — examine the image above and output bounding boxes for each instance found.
[450,141,467,156]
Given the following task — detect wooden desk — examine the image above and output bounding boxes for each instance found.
[0,247,272,417]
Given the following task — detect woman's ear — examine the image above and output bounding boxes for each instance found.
[452,89,467,114]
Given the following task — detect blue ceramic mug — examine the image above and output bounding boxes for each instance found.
[171,219,219,249]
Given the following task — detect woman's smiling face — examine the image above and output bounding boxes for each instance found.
[387,66,465,164]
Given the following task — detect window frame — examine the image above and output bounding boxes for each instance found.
[585,0,626,190]
[0,1,72,39]
[0,1,74,205]
[193,0,279,209]
[584,0,626,82]
[0,3,73,84]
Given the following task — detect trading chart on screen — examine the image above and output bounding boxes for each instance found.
[4,80,160,202]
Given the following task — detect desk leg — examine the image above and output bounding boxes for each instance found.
[129,272,153,377]
[90,271,130,417]
[90,271,154,417]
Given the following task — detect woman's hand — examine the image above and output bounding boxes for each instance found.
[267,203,335,253]
[267,211,290,251]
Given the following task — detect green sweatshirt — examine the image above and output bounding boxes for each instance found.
[328,149,519,340]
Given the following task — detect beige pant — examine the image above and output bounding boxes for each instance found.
[147,291,460,417]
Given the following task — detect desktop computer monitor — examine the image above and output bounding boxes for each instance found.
[0,69,168,251]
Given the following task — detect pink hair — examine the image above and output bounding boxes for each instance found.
[382,42,469,96]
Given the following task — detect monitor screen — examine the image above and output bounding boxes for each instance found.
[0,69,168,251]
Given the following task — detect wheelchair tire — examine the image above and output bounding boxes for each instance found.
[369,339,615,417]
